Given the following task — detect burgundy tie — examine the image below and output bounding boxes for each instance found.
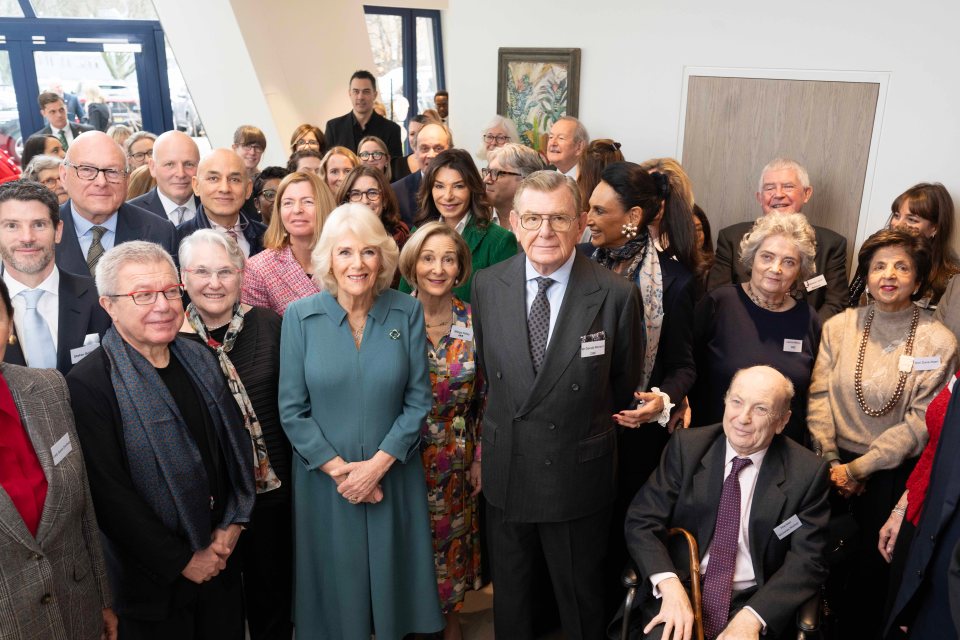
[702,456,753,639]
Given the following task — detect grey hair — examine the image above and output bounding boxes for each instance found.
[757,158,811,191]
[312,203,399,296]
[488,143,547,177]
[123,130,157,156]
[22,154,63,181]
[414,122,454,149]
[738,213,818,282]
[179,229,246,273]
[513,170,582,216]
[95,241,177,296]
[476,115,520,160]
[555,115,589,144]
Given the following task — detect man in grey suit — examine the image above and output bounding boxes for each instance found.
[0,355,115,638]
[128,130,201,226]
[55,131,177,276]
[623,366,830,640]
[473,170,644,639]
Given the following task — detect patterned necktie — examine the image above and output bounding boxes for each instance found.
[20,289,56,369]
[172,206,187,225]
[702,456,753,639]
[527,276,554,374]
[86,225,107,275]
[57,129,69,151]
[224,226,239,242]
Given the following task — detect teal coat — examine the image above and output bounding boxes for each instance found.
[400,217,518,302]
[279,289,443,639]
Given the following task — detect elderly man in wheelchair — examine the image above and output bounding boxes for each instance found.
[615,366,831,640]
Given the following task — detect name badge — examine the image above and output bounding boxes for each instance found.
[581,340,605,358]
[804,275,827,292]
[70,343,99,365]
[783,339,803,353]
[449,325,473,341]
[51,432,72,466]
[913,356,942,371]
[774,514,803,540]
[899,355,914,373]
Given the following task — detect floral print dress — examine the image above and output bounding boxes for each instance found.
[420,296,483,613]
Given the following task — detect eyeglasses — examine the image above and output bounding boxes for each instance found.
[482,133,510,145]
[259,189,277,202]
[106,284,184,306]
[295,139,320,149]
[358,150,387,161]
[64,161,127,184]
[347,188,382,202]
[518,213,577,232]
[184,268,241,282]
[240,143,265,153]
[127,149,153,162]
[481,167,522,182]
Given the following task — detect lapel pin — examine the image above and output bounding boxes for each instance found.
[389,329,400,340]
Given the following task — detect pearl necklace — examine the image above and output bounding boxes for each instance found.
[746,282,786,311]
[854,305,920,417]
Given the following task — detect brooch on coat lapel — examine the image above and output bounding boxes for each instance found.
[389,329,400,340]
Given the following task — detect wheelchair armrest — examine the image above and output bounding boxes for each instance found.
[796,591,821,632]
[621,563,639,589]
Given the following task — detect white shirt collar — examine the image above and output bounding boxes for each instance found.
[525,250,575,286]
[4,265,60,299]
[454,212,473,235]
[156,189,196,216]
[723,439,768,471]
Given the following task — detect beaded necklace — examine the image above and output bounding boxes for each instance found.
[854,305,920,417]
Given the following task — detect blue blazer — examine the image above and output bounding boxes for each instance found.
[391,171,422,227]
[3,269,111,375]
[175,205,266,258]
[55,201,178,276]
[128,187,201,222]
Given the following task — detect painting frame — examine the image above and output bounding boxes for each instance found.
[497,47,581,151]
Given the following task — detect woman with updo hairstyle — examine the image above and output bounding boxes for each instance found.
[690,212,822,443]
[575,139,624,217]
[20,134,64,170]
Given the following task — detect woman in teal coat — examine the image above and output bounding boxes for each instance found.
[279,204,443,639]
[399,148,517,302]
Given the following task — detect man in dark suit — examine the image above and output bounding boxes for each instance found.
[55,131,177,276]
[0,182,110,375]
[706,158,847,322]
[391,122,451,225]
[176,148,266,258]
[624,366,830,640]
[33,92,93,150]
[473,170,644,639]
[324,70,403,158]
[128,130,201,226]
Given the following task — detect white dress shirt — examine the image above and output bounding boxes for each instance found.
[209,220,251,257]
[51,125,75,146]
[5,267,60,361]
[524,251,575,350]
[156,190,197,225]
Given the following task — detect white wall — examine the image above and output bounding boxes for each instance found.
[445,0,960,248]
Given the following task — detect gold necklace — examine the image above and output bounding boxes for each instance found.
[348,319,366,344]
[854,305,920,417]
[425,311,454,329]
[746,282,786,311]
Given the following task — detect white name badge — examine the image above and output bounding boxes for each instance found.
[913,356,942,371]
[804,275,827,292]
[581,340,605,358]
[783,339,803,353]
[51,432,72,466]
[774,514,802,540]
[70,343,99,365]
[899,355,914,373]
[449,325,473,341]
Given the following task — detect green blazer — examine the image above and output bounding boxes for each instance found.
[399,216,518,303]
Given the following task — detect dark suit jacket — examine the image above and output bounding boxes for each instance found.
[473,252,644,522]
[128,187,201,223]
[34,122,94,140]
[3,269,111,375]
[175,205,267,258]
[625,425,830,636]
[55,201,178,276]
[0,363,111,639]
[324,110,403,158]
[706,220,847,322]
[391,170,422,227]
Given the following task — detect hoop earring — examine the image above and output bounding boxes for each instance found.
[621,222,638,239]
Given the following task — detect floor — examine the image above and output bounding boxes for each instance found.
[459,585,565,640]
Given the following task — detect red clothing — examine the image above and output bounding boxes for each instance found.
[0,372,48,535]
[906,370,960,524]
[0,148,21,185]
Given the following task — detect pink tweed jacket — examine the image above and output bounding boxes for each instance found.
[241,246,321,316]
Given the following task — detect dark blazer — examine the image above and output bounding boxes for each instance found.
[3,269,111,375]
[34,121,94,140]
[625,424,831,637]
[884,388,960,638]
[706,220,848,322]
[86,103,110,132]
[324,110,403,158]
[128,187,201,223]
[391,170,422,227]
[55,201,178,276]
[175,205,267,258]
[64,93,85,123]
[472,252,644,522]
[0,363,111,639]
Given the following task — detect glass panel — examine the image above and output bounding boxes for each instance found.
[415,16,439,118]
[30,0,157,19]
[0,51,22,165]
[165,36,207,143]
[35,50,141,132]
[0,0,24,17]
[364,13,407,126]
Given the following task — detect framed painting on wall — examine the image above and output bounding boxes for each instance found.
[496,47,581,151]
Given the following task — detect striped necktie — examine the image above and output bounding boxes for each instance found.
[86,225,107,275]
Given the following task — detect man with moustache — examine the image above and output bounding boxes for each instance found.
[546,116,588,179]
[324,70,403,159]
[176,149,266,258]
[129,130,201,226]
[391,122,452,225]
[0,181,109,374]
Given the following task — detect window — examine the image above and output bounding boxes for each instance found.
[28,0,157,19]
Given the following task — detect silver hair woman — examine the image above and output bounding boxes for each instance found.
[476,115,520,162]
[739,211,818,286]
[22,154,68,204]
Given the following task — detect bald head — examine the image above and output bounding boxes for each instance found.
[150,131,200,205]
[65,130,125,167]
[192,149,251,225]
[723,366,794,456]
[415,123,452,171]
[60,131,127,223]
